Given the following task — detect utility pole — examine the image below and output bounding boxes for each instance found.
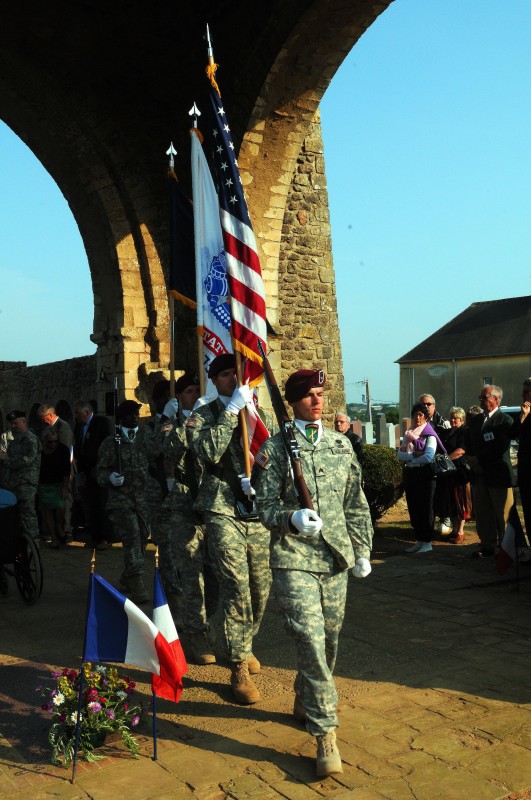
[356,378,372,423]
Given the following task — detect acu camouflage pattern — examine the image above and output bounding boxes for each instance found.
[253,425,373,736]
[96,433,149,577]
[3,430,41,539]
[158,413,218,629]
[187,399,273,661]
[274,568,348,735]
[253,427,373,571]
[136,416,180,595]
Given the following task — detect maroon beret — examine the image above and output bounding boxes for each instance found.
[285,369,326,403]
[117,400,141,419]
[175,373,200,394]
[208,353,235,378]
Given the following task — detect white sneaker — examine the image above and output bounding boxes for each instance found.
[415,542,433,554]
[405,542,422,553]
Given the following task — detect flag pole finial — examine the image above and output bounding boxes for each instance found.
[166,142,177,171]
[155,546,159,570]
[188,102,201,129]
[205,24,220,93]
[91,550,96,574]
[206,23,214,64]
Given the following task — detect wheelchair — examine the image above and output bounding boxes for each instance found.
[0,496,44,604]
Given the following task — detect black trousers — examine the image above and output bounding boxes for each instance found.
[404,465,436,543]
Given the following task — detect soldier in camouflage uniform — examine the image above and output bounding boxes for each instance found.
[187,354,272,704]
[97,400,151,605]
[159,373,218,665]
[253,369,373,778]
[0,410,41,540]
[136,380,181,606]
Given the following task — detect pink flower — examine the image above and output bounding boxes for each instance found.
[131,716,140,727]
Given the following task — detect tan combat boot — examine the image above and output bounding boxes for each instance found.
[127,574,149,605]
[247,653,260,674]
[230,661,260,704]
[188,631,216,665]
[315,729,343,777]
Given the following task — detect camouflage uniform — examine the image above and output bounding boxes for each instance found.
[161,413,218,632]
[253,426,373,736]
[187,399,272,662]
[96,433,150,578]
[136,416,180,595]
[3,429,41,540]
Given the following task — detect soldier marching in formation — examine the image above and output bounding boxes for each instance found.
[253,368,373,777]
[186,354,274,704]
[96,400,151,604]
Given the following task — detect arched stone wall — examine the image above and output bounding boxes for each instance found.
[0,0,393,413]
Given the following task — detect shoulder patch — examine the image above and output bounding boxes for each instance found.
[254,450,269,468]
[161,423,173,433]
[185,417,198,428]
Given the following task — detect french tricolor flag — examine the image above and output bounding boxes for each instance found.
[151,569,188,702]
[496,505,527,575]
[83,573,187,701]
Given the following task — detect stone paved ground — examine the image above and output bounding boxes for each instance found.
[1,505,530,800]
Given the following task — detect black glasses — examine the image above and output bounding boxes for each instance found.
[478,395,492,400]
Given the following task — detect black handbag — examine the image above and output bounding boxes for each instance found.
[430,453,456,476]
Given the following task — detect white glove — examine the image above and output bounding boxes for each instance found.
[109,472,125,487]
[352,557,372,578]
[239,474,256,499]
[442,420,451,429]
[162,398,179,420]
[227,384,253,415]
[290,508,323,535]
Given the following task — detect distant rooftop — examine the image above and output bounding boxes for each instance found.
[396,295,531,364]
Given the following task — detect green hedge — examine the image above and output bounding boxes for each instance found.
[360,444,404,522]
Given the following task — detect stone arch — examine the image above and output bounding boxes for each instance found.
[0,1,393,412]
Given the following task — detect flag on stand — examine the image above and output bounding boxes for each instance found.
[495,504,528,575]
[83,573,186,702]
[151,569,188,702]
[205,67,267,388]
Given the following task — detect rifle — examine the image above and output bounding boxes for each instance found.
[257,340,313,510]
[113,375,122,473]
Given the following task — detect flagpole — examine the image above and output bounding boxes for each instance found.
[234,347,252,478]
[71,550,96,783]
[152,547,160,760]
[514,506,521,594]
[166,144,178,398]
[190,113,207,396]
[169,295,175,398]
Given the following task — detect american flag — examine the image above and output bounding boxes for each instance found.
[206,79,267,387]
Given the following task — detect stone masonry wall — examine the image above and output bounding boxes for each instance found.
[0,356,97,430]
[277,110,345,422]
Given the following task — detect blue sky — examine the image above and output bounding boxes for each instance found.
[1,0,530,403]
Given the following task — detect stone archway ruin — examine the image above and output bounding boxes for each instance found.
[0,1,393,415]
